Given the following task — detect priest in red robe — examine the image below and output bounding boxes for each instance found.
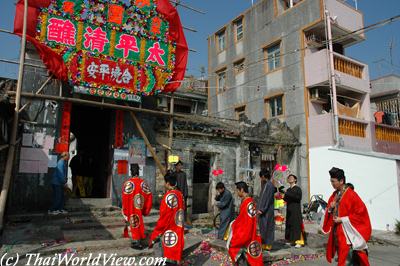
[149,171,185,265]
[227,181,263,266]
[322,167,371,266]
[122,164,153,250]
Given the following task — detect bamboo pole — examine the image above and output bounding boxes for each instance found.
[128,111,166,176]
[0,0,28,233]
[167,94,174,167]
[7,91,193,119]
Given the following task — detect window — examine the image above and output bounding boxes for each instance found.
[265,42,281,72]
[235,105,246,120]
[217,70,226,93]
[234,18,243,42]
[282,0,303,10]
[266,95,284,118]
[216,30,226,52]
[233,58,245,74]
[174,104,192,114]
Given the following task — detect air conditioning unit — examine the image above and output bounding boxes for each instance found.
[310,88,320,99]
[157,97,168,109]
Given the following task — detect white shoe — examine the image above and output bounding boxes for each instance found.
[48,210,60,215]
[295,244,302,248]
[59,209,68,214]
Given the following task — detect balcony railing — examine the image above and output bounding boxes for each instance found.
[339,117,367,138]
[334,55,363,78]
[375,124,400,143]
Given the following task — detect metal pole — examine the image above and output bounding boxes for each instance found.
[167,94,175,167]
[0,0,28,232]
[325,10,340,146]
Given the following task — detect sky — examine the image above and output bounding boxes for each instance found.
[0,0,399,81]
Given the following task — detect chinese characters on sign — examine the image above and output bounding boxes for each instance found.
[84,57,136,90]
[35,0,176,101]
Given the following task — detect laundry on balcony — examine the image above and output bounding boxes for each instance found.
[337,101,361,119]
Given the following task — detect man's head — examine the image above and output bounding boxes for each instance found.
[329,167,346,190]
[130,164,139,177]
[175,161,183,172]
[259,169,271,181]
[61,152,70,161]
[235,181,249,199]
[216,182,225,194]
[287,174,297,184]
[164,170,177,190]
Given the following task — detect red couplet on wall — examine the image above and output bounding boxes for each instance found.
[114,110,124,148]
[55,102,72,153]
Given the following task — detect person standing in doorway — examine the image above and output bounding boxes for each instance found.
[215,182,234,240]
[227,181,263,266]
[69,150,84,197]
[257,169,275,251]
[322,167,371,266]
[150,171,185,265]
[49,152,69,215]
[174,161,190,225]
[283,174,304,248]
[121,164,153,250]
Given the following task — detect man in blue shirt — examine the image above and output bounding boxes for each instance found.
[49,152,69,215]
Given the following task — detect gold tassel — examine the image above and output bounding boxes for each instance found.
[109,30,116,56]
[40,13,48,42]
[139,39,146,63]
[76,22,84,50]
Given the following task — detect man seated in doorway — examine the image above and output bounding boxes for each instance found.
[215,182,234,240]
[121,164,153,249]
[173,161,190,225]
[69,150,84,197]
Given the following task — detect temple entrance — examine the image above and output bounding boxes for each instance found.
[69,104,112,198]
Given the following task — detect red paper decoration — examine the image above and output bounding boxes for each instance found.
[117,160,128,174]
[114,110,124,148]
[55,102,72,153]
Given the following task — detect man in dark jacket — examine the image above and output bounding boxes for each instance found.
[257,169,275,250]
[49,152,69,215]
[174,161,190,224]
[215,182,234,240]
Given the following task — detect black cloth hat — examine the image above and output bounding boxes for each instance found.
[175,160,183,166]
[329,167,345,181]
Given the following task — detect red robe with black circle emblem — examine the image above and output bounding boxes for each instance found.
[122,176,153,241]
[322,188,371,266]
[150,189,185,263]
[227,197,264,266]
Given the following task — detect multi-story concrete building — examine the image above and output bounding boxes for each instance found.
[208,0,400,230]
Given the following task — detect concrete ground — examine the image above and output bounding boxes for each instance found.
[292,244,400,266]
[2,200,400,266]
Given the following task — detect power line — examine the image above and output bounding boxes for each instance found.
[205,14,400,80]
